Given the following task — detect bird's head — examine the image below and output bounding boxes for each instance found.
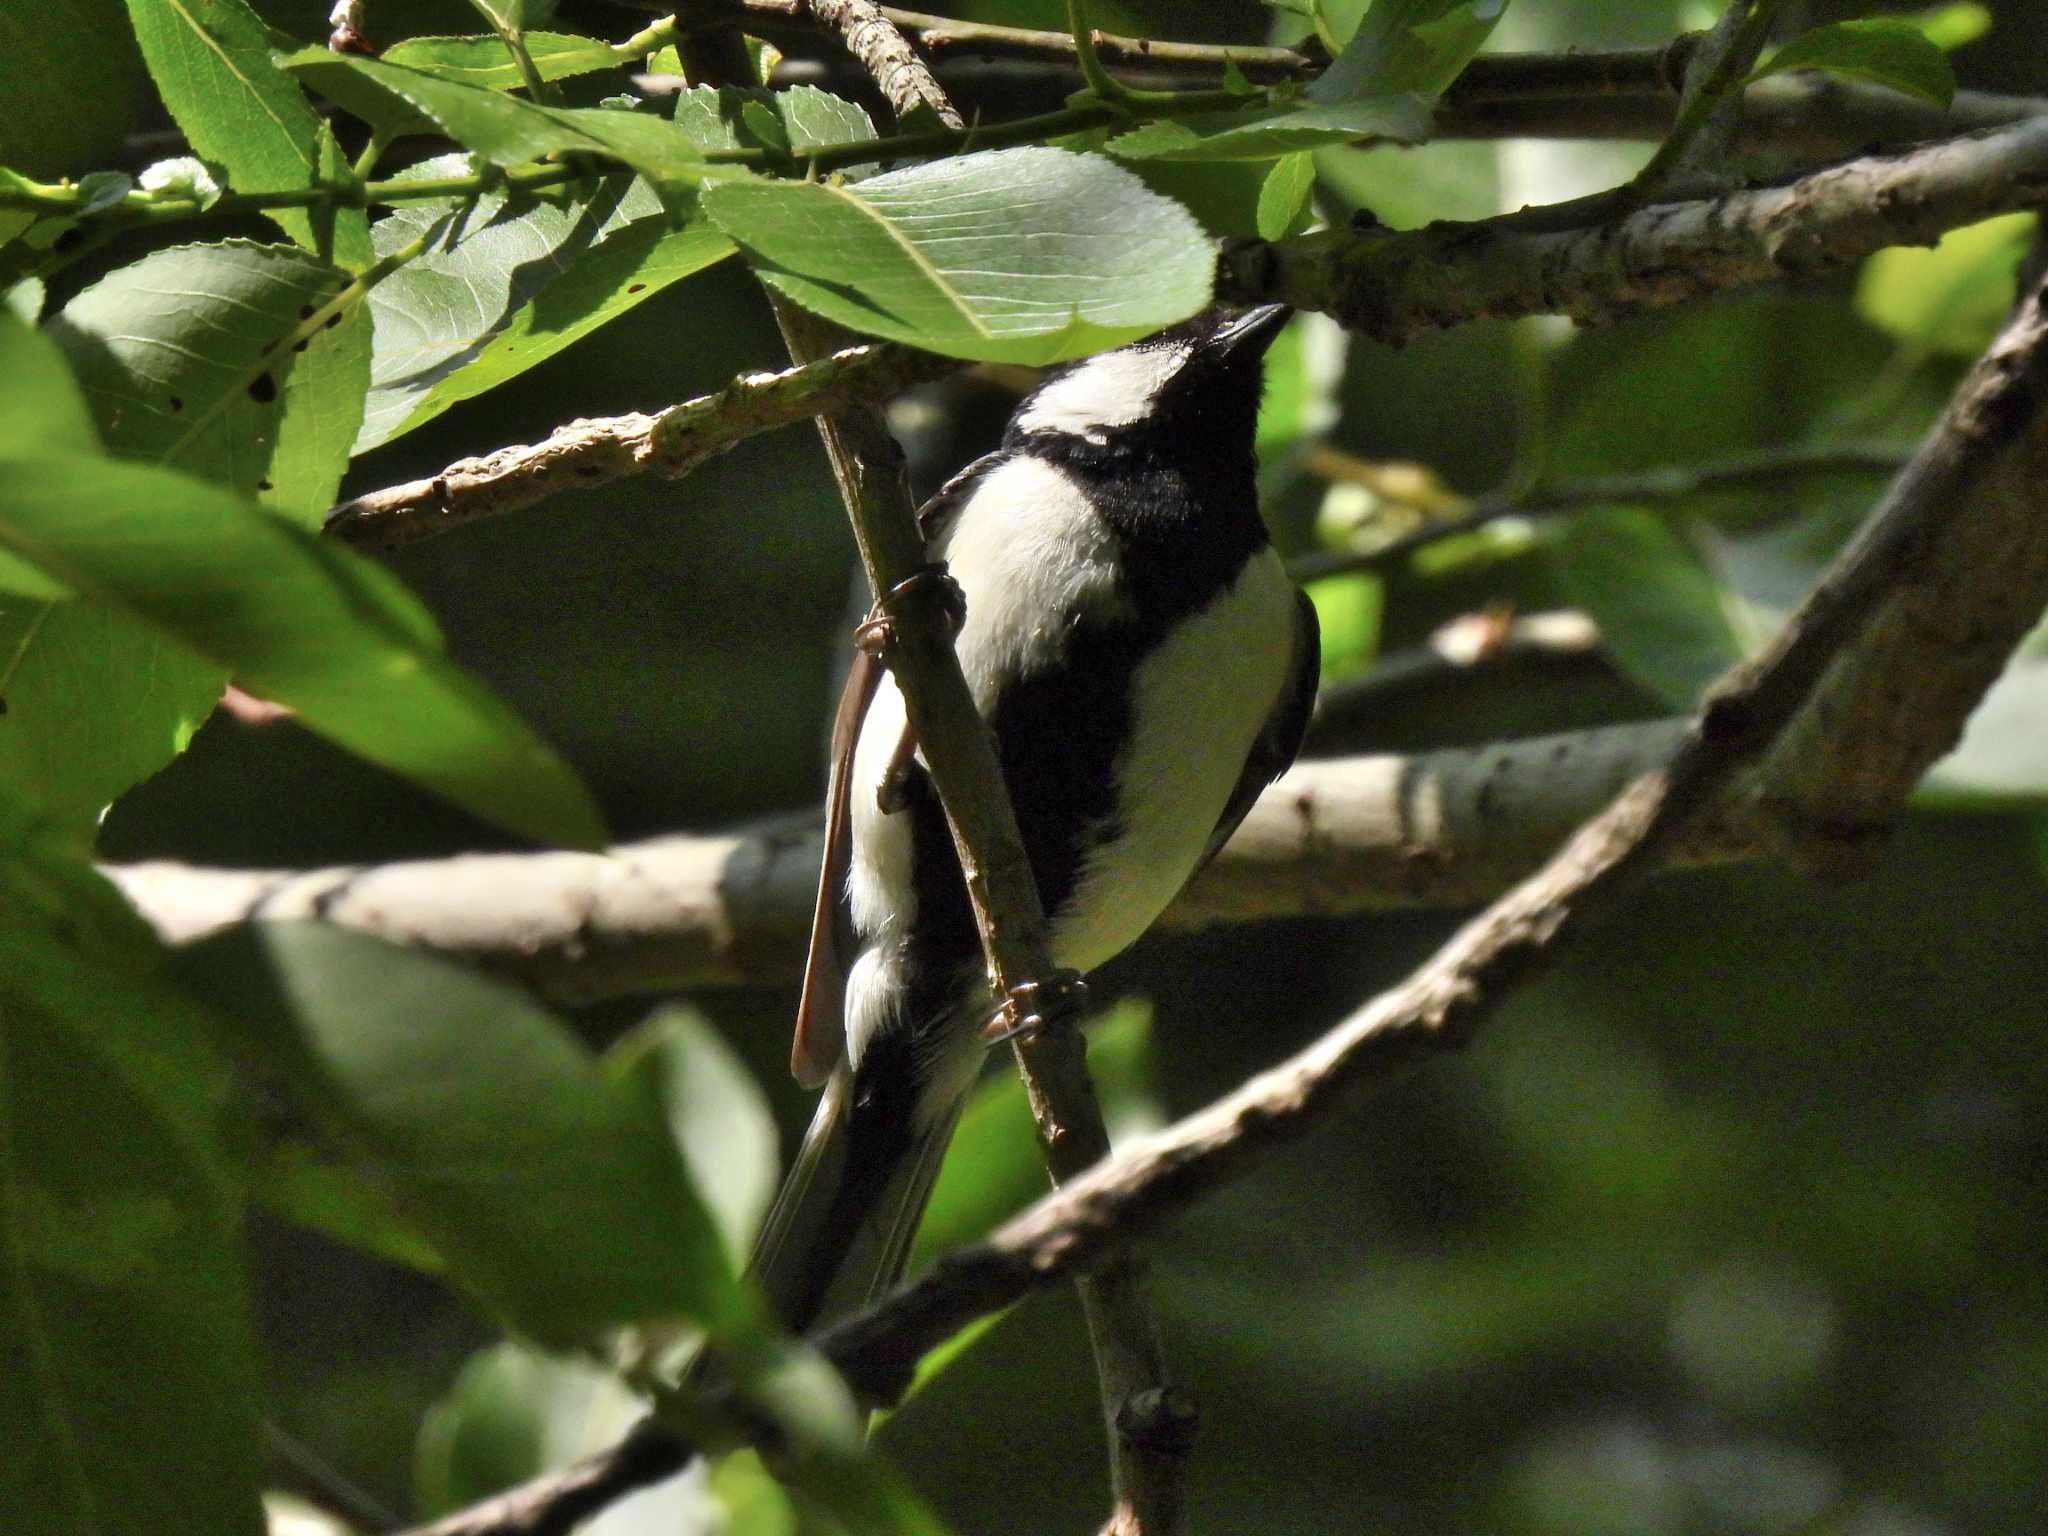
[1005,304,1292,458]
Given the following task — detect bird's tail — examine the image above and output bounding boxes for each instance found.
[747,1055,971,1334]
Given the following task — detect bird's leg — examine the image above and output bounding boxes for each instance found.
[983,970,1091,1046]
[854,562,967,815]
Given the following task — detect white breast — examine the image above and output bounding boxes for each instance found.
[1051,546,1296,972]
[935,455,1134,705]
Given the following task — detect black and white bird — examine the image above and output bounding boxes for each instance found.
[750,304,1319,1332]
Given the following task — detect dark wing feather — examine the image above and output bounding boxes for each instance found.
[789,450,1010,1088]
[1196,587,1320,873]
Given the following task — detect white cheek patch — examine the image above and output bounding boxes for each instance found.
[1012,344,1190,440]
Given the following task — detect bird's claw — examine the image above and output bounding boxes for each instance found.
[983,970,1089,1047]
[854,562,967,660]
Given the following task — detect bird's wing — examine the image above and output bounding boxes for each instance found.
[790,644,879,1089]
[789,450,1010,1089]
[1196,586,1320,873]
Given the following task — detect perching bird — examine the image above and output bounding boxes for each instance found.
[750,304,1319,1333]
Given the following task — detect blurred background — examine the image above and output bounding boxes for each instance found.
[23,0,2048,1530]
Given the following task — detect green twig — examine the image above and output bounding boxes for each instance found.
[0,84,1247,234]
[1628,0,1788,199]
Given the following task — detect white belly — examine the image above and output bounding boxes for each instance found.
[1052,545,1296,971]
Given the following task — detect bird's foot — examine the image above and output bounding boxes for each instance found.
[853,562,967,661]
[983,970,1090,1047]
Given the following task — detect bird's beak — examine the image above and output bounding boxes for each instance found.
[1212,303,1293,362]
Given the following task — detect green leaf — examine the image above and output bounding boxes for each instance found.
[381,30,623,90]
[0,799,265,1536]
[1856,211,2032,359]
[607,1007,780,1268]
[0,0,152,180]
[0,313,225,822]
[917,1000,1159,1261]
[1553,507,1747,709]
[1258,151,1319,240]
[0,310,95,595]
[123,0,370,267]
[703,147,1214,366]
[0,596,225,827]
[1308,0,1508,103]
[246,1140,445,1272]
[1106,94,1430,161]
[356,160,733,451]
[285,50,710,189]
[0,455,607,848]
[1912,3,1993,52]
[670,84,879,173]
[1256,310,1348,468]
[49,240,371,523]
[182,925,743,1342]
[415,1344,681,1523]
[1750,19,1957,108]
[1306,570,1384,678]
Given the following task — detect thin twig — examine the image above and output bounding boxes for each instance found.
[807,0,964,128]
[323,343,955,554]
[1289,443,1907,583]
[394,261,2048,1536]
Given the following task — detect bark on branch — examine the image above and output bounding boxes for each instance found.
[106,721,1730,996]
[1220,118,2048,342]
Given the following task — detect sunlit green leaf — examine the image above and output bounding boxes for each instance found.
[1308,0,1509,103]
[123,0,369,266]
[1306,569,1384,678]
[607,1007,780,1268]
[703,147,1213,365]
[382,30,623,89]
[414,1344,674,1523]
[49,240,371,522]
[183,925,742,1342]
[1910,2,1993,52]
[1750,19,1957,108]
[1856,211,2032,358]
[1257,151,1319,240]
[285,50,709,189]
[671,84,880,175]
[355,158,732,451]
[0,456,606,848]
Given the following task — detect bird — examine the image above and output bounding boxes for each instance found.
[748,303,1320,1335]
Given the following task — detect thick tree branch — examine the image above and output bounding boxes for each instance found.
[1220,119,2048,341]
[393,257,2048,1536]
[108,722,1741,993]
